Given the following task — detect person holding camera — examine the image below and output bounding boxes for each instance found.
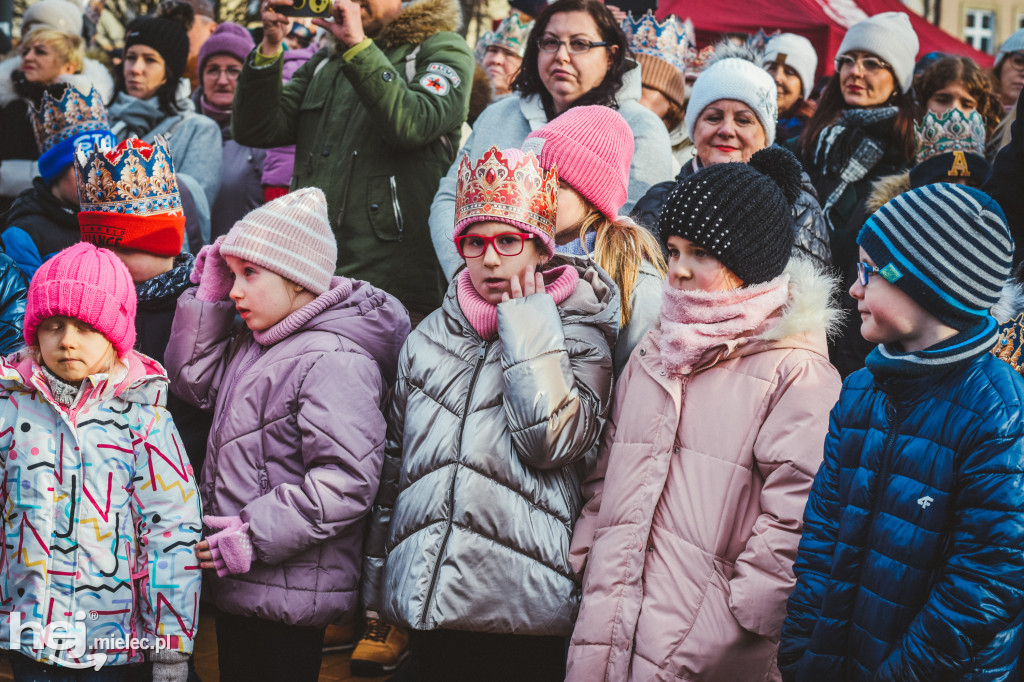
[232,0,474,329]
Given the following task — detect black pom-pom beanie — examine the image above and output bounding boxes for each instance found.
[658,146,803,284]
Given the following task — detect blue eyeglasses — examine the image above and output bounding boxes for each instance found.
[856,261,902,286]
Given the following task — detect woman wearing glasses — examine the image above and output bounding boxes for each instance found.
[798,12,918,270]
[362,145,616,681]
[986,29,1024,157]
[108,2,222,212]
[428,0,672,280]
[192,23,268,240]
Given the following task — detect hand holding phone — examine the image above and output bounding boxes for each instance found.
[269,0,332,18]
[312,0,366,49]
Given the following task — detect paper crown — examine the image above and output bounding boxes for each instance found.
[455,146,557,240]
[29,84,112,155]
[75,137,185,257]
[746,28,780,53]
[475,14,535,62]
[993,313,1024,377]
[622,11,693,73]
[915,108,987,163]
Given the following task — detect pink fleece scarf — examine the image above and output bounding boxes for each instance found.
[457,266,580,340]
[658,275,790,376]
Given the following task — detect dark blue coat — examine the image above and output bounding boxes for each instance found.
[780,353,1024,681]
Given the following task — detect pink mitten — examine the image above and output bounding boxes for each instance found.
[206,518,254,577]
[193,238,234,302]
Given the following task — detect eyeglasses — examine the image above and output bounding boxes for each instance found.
[834,53,891,75]
[1005,51,1024,72]
[204,66,243,81]
[536,36,609,54]
[455,232,534,258]
[856,262,882,286]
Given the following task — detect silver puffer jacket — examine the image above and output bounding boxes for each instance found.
[362,258,618,636]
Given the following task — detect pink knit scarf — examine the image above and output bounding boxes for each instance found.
[658,275,790,376]
[456,266,580,340]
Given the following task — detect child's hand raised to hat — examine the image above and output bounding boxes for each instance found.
[193,237,235,302]
[502,266,546,302]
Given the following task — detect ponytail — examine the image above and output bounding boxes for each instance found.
[573,206,667,327]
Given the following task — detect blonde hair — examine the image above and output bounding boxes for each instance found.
[20,27,85,74]
[574,204,667,327]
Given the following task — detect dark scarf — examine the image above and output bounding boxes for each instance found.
[135,252,195,304]
[865,316,1000,379]
[811,107,898,228]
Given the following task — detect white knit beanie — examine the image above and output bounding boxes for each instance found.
[22,0,83,37]
[764,33,818,100]
[998,28,1024,61]
[837,12,919,93]
[685,57,779,147]
[221,187,338,295]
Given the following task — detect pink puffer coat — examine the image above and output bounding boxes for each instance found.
[566,262,842,682]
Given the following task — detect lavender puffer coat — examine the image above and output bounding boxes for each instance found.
[165,277,410,627]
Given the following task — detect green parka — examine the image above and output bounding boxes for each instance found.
[232,0,473,316]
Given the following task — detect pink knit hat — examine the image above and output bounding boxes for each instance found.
[221,187,338,295]
[24,242,137,357]
[522,106,633,221]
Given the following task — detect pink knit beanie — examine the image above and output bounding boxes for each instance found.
[522,106,633,221]
[24,242,137,357]
[221,187,338,295]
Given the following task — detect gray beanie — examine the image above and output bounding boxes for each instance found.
[764,33,818,100]
[22,0,83,37]
[685,57,779,147]
[998,28,1024,63]
[837,12,919,93]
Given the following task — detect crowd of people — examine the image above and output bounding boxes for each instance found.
[1,0,1024,680]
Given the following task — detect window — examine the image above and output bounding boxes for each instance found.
[965,9,997,53]
[1018,13,1024,29]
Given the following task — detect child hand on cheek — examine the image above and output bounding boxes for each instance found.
[501,265,547,302]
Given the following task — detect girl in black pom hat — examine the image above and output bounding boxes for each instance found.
[567,146,843,681]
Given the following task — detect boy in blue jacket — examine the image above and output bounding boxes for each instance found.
[779,183,1024,681]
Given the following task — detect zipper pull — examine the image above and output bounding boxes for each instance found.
[479,345,486,359]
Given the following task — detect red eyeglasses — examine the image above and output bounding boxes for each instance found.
[455,232,534,258]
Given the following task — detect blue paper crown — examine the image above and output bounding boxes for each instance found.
[621,11,693,73]
[29,84,111,154]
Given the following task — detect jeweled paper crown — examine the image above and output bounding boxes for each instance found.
[475,14,534,62]
[915,108,987,163]
[75,137,186,257]
[29,84,111,155]
[622,11,692,73]
[455,146,557,240]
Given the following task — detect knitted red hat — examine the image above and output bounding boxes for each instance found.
[522,106,633,221]
[77,137,185,257]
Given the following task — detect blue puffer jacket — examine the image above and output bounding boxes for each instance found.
[780,353,1024,681]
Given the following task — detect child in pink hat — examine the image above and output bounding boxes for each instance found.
[0,241,202,679]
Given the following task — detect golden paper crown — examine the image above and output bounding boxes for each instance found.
[29,84,112,153]
[75,136,182,218]
[454,146,557,241]
[993,313,1024,376]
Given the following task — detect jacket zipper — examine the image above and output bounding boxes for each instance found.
[210,345,266,506]
[336,150,358,227]
[419,341,489,627]
[389,176,404,242]
[866,397,900,545]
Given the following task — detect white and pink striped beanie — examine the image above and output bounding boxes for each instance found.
[220,187,337,295]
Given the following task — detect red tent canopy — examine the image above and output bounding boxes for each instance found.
[657,0,994,81]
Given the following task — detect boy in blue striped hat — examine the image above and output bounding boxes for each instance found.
[779,182,1024,681]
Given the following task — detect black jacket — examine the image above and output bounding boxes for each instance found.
[984,90,1024,267]
[1,178,80,279]
[135,254,213,476]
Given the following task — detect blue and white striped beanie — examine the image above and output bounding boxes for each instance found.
[858,184,1013,330]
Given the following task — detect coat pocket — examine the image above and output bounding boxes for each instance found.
[366,175,405,242]
[673,564,778,681]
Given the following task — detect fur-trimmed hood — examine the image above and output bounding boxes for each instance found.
[760,258,843,344]
[993,278,1024,323]
[865,171,910,215]
[326,0,461,55]
[0,55,115,108]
